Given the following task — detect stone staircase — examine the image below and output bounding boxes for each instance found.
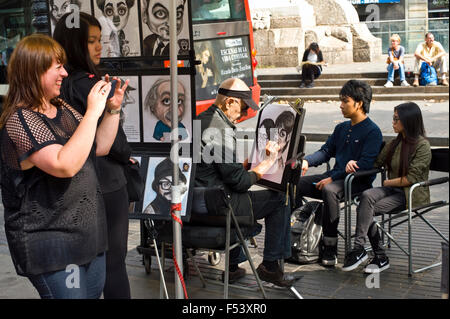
[258,72,449,102]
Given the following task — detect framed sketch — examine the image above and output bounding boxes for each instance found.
[49,0,92,34]
[118,76,141,142]
[93,0,141,57]
[141,74,192,143]
[250,103,306,192]
[140,156,194,221]
[140,0,190,57]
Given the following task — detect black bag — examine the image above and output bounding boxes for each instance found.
[124,160,144,202]
[289,201,323,264]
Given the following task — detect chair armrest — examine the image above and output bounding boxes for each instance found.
[351,168,384,179]
[418,176,449,187]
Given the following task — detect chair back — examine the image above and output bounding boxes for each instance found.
[430,148,449,173]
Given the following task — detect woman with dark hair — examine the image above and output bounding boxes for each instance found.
[54,12,132,299]
[342,102,431,274]
[0,33,116,299]
[299,42,325,88]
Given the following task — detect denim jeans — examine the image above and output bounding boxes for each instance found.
[27,253,106,299]
[387,62,406,82]
[230,190,291,264]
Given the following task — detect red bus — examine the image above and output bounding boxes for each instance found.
[191,0,260,121]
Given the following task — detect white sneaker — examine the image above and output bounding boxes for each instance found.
[401,80,410,87]
[384,81,393,87]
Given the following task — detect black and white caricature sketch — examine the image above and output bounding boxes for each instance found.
[251,105,296,185]
[49,0,91,33]
[118,76,140,142]
[141,0,190,56]
[94,0,141,57]
[142,157,192,217]
[142,75,192,143]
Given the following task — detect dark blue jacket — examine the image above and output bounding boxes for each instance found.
[305,117,382,184]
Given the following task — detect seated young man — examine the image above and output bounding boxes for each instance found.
[296,80,383,267]
[195,78,294,287]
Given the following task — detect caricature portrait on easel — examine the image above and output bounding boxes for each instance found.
[141,0,190,57]
[94,0,141,57]
[251,105,296,185]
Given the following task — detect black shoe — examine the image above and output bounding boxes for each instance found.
[342,246,368,272]
[299,81,306,88]
[222,266,246,284]
[364,255,390,274]
[321,246,337,266]
[256,263,295,287]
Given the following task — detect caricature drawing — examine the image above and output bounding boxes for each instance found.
[96,0,136,57]
[141,0,189,56]
[144,78,188,142]
[143,158,187,216]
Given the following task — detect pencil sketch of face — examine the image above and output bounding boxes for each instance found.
[256,118,275,160]
[145,79,186,128]
[274,111,295,163]
[143,0,186,41]
[97,0,134,31]
[50,0,81,24]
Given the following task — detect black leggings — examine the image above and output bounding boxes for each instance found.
[103,186,131,299]
[301,64,321,82]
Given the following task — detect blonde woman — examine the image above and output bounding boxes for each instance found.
[384,34,409,87]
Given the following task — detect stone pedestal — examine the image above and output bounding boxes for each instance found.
[249,0,382,67]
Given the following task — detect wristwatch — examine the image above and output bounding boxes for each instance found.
[107,108,121,115]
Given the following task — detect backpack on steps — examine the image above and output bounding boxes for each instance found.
[288,201,324,264]
[419,63,438,86]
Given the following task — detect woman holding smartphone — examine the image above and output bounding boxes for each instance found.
[54,12,132,299]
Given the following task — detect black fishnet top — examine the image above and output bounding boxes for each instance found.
[0,99,107,276]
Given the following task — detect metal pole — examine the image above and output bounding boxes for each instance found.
[169,0,184,299]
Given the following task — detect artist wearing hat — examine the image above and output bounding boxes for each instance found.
[144,157,187,216]
[194,78,295,287]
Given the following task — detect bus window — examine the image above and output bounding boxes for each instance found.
[191,0,246,22]
[194,35,253,101]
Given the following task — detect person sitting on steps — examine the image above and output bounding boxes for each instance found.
[298,42,325,88]
[384,34,409,88]
[413,32,448,87]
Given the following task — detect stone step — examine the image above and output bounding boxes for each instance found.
[263,93,449,102]
[257,72,389,81]
[259,78,415,88]
[261,85,449,96]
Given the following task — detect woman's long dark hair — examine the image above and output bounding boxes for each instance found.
[53,12,102,78]
[384,102,426,178]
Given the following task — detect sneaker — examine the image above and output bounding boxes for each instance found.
[222,266,246,284]
[322,245,337,266]
[299,81,306,88]
[427,81,437,86]
[364,255,390,274]
[256,263,295,287]
[306,82,315,88]
[384,81,393,87]
[342,246,368,272]
[401,80,410,87]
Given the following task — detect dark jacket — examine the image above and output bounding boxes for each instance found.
[302,48,324,71]
[194,105,258,216]
[60,66,132,194]
[305,117,383,185]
